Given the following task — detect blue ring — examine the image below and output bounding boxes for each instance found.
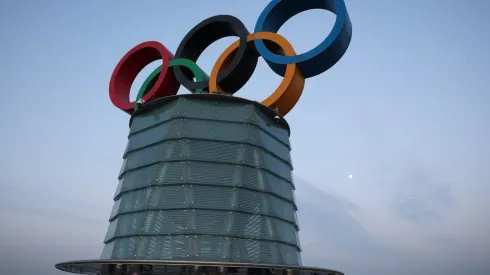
[254,0,352,78]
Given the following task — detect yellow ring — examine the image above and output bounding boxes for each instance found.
[209,32,305,116]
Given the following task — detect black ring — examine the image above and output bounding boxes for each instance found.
[173,15,258,93]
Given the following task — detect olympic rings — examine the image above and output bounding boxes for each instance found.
[109,0,352,116]
[209,32,304,117]
[254,0,352,78]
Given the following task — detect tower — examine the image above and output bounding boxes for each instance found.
[103,95,300,265]
[55,0,352,274]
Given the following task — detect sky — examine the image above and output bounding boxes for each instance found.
[0,0,489,274]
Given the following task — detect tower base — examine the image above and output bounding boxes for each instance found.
[55,260,343,275]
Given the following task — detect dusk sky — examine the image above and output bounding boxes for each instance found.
[1,0,489,274]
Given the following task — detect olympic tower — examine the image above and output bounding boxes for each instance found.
[55,0,352,274]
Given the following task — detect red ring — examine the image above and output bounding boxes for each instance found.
[109,41,179,114]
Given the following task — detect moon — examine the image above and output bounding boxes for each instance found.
[348,175,353,179]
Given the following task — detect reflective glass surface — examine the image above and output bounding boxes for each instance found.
[102,97,300,265]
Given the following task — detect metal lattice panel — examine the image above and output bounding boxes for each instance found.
[102,96,301,265]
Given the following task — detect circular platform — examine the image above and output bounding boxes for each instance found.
[55,260,344,275]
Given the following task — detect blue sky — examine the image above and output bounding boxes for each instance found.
[1,0,489,274]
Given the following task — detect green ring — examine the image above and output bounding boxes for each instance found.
[135,58,209,110]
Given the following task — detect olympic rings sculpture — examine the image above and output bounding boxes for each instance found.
[109,0,352,117]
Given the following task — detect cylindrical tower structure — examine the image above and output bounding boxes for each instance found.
[101,94,301,265]
[55,1,352,272]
